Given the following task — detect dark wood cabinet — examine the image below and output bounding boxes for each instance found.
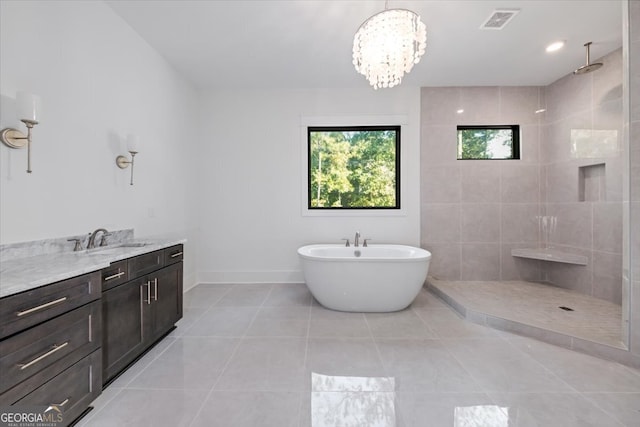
[0,273,102,427]
[127,249,163,278]
[15,350,101,426]
[0,272,100,340]
[0,300,101,397]
[164,245,184,265]
[101,259,128,291]
[101,276,146,382]
[102,245,183,385]
[0,242,182,425]
[147,262,183,343]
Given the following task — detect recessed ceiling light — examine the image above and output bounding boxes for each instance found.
[456,109,464,114]
[535,108,546,114]
[546,41,565,53]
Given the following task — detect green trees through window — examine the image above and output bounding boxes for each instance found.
[457,125,520,160]
[308,126,400,209]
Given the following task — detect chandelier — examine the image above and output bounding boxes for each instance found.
[352,8,427,89]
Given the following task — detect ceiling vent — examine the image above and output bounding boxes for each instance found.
[480,9,520,30]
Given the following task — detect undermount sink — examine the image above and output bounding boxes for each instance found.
[84,242,148,255]
[85,247,124,255]
[118,242,148,248]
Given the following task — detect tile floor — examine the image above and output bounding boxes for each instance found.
[78,283,640,427]
[429,279,625,348]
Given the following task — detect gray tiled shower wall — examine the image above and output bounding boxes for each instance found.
[421,49,624,304]
[628,0,640,356]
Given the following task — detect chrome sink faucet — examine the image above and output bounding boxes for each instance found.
[87,228,110,249]
[354,231,361,247]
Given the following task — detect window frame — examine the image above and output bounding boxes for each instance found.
[307,125,401,210]
[456,124,521,160]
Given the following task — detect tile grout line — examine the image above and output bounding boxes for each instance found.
[76,387,124,425]
[362,310,409,426]
[502,338,583,394]
[89,285,237,424]
[580,391,633,427]
[86,325,188,421]
[185,283,274,427]
[297,291,314,427]
[176,284,234,336]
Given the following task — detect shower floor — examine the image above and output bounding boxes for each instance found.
[428,279,625,350]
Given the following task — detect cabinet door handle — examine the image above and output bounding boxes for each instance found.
[16,297,67,317]
[18,342,69,370]
[144,282,152,305]
[170,251,183,258]
[104,271,125,281]
[153,278,158,301]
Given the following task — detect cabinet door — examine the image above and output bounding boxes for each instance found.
[102,278,148,384]
[148,262,183,342]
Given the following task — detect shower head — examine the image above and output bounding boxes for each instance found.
[574,42,603,75]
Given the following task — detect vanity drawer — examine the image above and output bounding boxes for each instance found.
[0,272,101,339]
[15,349,101,427]
[128,249,164,278]
[0,300,101,395]
[164,244,184,265]
[101,259,128,291]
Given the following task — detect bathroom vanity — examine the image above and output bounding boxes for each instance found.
[102,245,183,384]
[0,236,184,426]
[0,272,102,425]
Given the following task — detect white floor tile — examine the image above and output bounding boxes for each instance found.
[82,283,640,427]
[443,338,573,392]
[366,310,437,339]
[190,391,302,427]
[214,337,308,391]
[488,392,624,427]
[84,388,207,427]
[375,338,482,392]
[126,337,239,390]
[183,306,258,337]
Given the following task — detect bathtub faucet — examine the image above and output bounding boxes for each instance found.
[354,231,361,247]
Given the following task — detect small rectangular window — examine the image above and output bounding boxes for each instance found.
[457,125,520,160]
[308,126,400,209]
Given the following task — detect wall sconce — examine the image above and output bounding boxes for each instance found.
[0,92,42,173]
[116,134,139,185]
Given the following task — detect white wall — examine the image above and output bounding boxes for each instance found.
[197,87,421,283]
[0,1,200,287]
[0,2,420,287]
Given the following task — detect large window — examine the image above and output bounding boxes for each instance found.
[457,125,520,160]
[308,126,400,209]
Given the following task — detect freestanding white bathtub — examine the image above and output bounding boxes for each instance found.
[297,244,431,312]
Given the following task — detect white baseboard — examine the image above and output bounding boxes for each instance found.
[196,270,304,284]
[183,272,198,292]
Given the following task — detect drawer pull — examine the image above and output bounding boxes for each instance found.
[153,278,158,301]
[104,271,125,281]
[18,342,69,370]
[170,251,183,258]
[16,297,67,317]
[52,398,70,407]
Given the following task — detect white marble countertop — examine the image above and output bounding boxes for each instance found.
[0,238,186,298]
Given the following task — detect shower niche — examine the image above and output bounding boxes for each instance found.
[578,163,606,202]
